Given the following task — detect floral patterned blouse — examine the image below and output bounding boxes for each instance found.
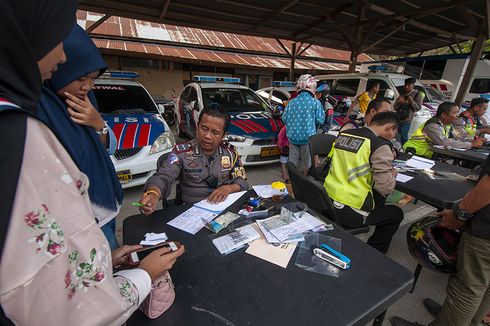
[0,117,151,325]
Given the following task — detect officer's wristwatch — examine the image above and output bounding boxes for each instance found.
[454,204,473,221]
[95,122,109,136]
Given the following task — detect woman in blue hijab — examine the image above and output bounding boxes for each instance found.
[36,23,123,249]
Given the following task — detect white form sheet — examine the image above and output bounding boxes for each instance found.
[396,173,414,183]
[405,155,435,170]
[167,206,218,235]
[193,191,247,213]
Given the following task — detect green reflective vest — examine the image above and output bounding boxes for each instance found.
[403,117,451,158]
[460,111,477,138]
[325,128,386,212]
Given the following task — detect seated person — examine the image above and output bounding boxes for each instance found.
[453,97,490,141]
[403,102,485,158]
[341,98,393,131]
[140,105,249,215]
[325,112,403,254]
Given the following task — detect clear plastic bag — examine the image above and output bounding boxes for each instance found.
[295,232,342,278]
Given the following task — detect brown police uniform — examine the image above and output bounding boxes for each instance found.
[145,138,249,204]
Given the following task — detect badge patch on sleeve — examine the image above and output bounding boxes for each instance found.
[221,156,231,169]
[168,153,179,165]
[231,166,246,179]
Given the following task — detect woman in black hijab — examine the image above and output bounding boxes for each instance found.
[0,1,184,324]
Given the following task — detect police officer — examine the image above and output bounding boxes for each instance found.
[453,97,490,141]
[340,98,393,131]
[325,112,403,254]
[404,102,485,158]
[139,105,249,215]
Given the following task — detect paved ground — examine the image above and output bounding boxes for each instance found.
[116,163,448,326]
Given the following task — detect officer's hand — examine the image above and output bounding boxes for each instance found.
[438,209,464,230]
[139,190,160,215]
[207,185,232,204]
[471,137,485,148]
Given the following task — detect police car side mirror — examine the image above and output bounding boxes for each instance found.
[157,104,165,114]
[189,100,199,111]
[383,89,395,100]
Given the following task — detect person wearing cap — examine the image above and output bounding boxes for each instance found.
[282,74,325,174]
[316,83,334,133]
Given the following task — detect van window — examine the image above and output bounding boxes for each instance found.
[333,79,360,96]
[367,79,390,91]
[469,78,490,94]
[421,60,446,80]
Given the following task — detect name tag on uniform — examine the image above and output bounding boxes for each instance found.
[335,135,365,153]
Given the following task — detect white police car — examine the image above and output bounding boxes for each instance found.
[93,71,175,188]
[256,81,296,106]
[175,76,283,165]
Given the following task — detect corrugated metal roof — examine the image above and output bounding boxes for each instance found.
[77,10,372,66]
[92,37,350,71]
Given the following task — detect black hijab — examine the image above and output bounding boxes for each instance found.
[0,0,77,255]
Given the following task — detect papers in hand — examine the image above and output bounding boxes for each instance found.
[140,232,168,246]
[167,206,218,235]
[193,191,247,213]
[405,155,435,170]
[396,173,413,183]
[212,224,260,255]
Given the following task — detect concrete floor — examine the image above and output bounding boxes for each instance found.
[115,163,449,326]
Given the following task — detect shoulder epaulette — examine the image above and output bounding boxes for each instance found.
[175,142,192,153]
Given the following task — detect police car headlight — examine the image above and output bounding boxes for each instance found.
[224,134,246,142]
[149,131,175,155]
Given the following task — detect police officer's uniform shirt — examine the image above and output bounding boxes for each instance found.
[145,138,249,204]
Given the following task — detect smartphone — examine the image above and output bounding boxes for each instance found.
[129,241,182,263]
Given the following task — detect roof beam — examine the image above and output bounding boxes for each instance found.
[276,39,291,56]
[159,0,171,19]
[361,21,409,53]
[254,0,299,31]
[85,13,111,34]
[368,3,477,40]
[297,43,313,56]
[458,4,479,32]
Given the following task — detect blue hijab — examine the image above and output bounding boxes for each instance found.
[36,23,123,213]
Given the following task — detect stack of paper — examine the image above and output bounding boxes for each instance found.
[405,156,435,170]
[167,191,247,235]
[255,209,330,244]
[212,224,260,255]
[252,185,288,198]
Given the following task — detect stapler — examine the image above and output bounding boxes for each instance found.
[313,243,351,270]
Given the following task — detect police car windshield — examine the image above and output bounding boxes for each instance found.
[93,85,157,114]
[202,88,269,112]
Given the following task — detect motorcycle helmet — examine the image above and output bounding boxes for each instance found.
[316,83,330,94]
[406,215,461,274]
[296,74,317,96]
[271,104,284,120]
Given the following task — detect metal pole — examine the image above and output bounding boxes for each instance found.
[289,42,297,80]
[454,33,486,106]
[348,47,357,72]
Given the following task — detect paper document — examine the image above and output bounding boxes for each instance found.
[246,237,298,268]
[193,191,247,213]
[252,185,288,198]
[256,219,305,244]
[140,232,168,246]
[396,173,413,183]
[212,224,260,255]
[167,206,218,234]
[405,156,435,170]
[452,148,467,152]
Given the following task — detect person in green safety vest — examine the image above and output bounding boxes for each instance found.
[453,97,490,141]
[403,102,485,158]
[325,112,403,254]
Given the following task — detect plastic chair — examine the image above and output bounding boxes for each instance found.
[286,162,369,235]
[308,133,336,181]
[157,153,183,207]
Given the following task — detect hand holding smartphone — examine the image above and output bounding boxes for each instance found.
[129,241,182,263]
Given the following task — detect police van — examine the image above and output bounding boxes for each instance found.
[256,81,296,106]
[93,71,175,188]
[174,76,283,165]
[360,54,490,102]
